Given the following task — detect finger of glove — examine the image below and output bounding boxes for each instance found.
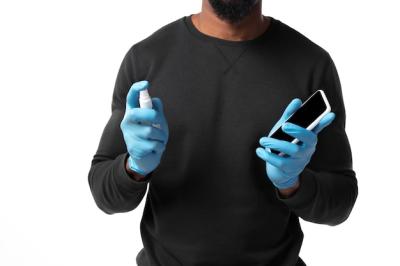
[313,112,336,134]
[259,137,301,157]
[151,97,165,115]
[126,108,158,124]
[282,122,317,146]
[256,147,268,161]
[151,141,166,154]
[257,147,301,176]
[130,139,165,158]
[140,139,165,154]
[152,98,168,122]
[268,98,302,137]
[126,80,149,109]
[135,124,167,142]
[152,97,169,132]
[261,149,288,170]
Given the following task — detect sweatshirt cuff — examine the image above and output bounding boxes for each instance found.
[115,153,151,190]
[275,167,317,210]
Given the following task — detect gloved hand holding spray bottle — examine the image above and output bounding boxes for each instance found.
[120,80,169,177]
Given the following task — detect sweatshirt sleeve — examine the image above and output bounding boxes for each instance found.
[88,44,151,215]
[275,51,358,226]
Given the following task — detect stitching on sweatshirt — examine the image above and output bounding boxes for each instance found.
[212,43,249,75]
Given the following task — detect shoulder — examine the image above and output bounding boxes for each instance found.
[120,16,185,79]
[128,16,185,57]
[271,17,331,63]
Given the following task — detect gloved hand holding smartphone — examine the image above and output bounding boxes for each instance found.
[120,80,169,177]
[256,93,336,190]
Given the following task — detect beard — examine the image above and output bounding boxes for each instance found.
[208,0,259,24]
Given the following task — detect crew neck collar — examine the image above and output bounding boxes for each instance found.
[183,14,277,47]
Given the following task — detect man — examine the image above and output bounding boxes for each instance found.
[88,0,358,265]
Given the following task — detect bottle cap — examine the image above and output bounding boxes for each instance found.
[139,89,153,109]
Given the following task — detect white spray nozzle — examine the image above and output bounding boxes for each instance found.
[138,88,161,129]
[139,89,153,109]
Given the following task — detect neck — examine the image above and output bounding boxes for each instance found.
[191,0,270,42]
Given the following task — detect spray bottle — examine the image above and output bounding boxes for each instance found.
[139,89,161,129]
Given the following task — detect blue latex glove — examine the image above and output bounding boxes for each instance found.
[255,98,336,189]
[120,80,169,176]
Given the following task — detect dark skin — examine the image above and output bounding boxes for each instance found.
[126,0,300,197]
[192,0,269,42]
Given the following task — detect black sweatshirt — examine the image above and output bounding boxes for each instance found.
[88,15,358,266]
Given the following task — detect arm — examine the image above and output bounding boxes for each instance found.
[276,52,358,226]
[88,44,151,214]
[277,181,300,198]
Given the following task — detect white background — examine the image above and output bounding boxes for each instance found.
[0,0,398,265]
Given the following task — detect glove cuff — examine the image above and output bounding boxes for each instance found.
[273,175,299,190]
[128,156,149,176]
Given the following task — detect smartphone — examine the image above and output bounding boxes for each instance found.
[269,90,331,156]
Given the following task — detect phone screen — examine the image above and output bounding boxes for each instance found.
[269,90,327,154]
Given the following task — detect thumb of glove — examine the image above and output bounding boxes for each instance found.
[268,98,302,137]
[281,98,302,120]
